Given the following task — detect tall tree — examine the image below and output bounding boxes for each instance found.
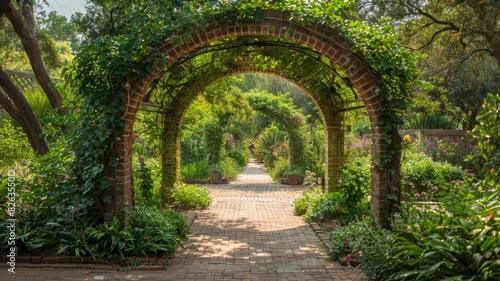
[358,0,500,66]
[0,0,68,154]
[39,10,80,51]
[358,0,500,128]
[72,0,184,40]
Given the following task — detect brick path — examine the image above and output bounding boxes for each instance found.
[2,159,363,280]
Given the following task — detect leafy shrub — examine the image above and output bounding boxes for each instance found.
[470,93,500,188]
[162,209,190,238]
[86,217,180,259]
[336,161,370,223]
[269,157,289,180]
[136,156,155,206]
[293,187,322,215]
[131,204,189,238]
[352,118,371,136]
[171,184,211,209]
[403,112,457,129]
[227,150,248,167]
[181,160,209,180]
[349,220,393,279]
[377,95,500,280]
[283,165,304,177]
[255,125,288,168]
[0,121,34,174]
[402,151,463,194]
[344,133,372,161]
[329,219,392,277]
[305,192,345,222]
[220,157,241,180]
[328,224,354,261]
[379,193,499,281]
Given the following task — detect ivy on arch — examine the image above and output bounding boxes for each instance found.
[246,90,308,168]
[66,0,423,224]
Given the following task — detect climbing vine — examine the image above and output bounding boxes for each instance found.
[67,0,422,220]
[64,34,167,215]
[246,90,308,168]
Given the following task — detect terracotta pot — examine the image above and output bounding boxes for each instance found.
[210,172,222,184]
[288,174,300,185]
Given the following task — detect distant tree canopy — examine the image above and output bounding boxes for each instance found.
[357,0,500,129]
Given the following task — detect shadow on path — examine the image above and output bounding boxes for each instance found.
[2,158,364,280]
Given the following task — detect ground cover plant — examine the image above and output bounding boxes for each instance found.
[325,94,500,280]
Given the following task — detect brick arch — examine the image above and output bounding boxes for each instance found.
[110,10,394,224]
[158,67,345,196]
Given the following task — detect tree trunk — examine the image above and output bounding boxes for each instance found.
[0,68,49,155]
[4,1,68,117]
[490,37,500,68]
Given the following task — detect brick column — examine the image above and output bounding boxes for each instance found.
[160,114,181,204]
[325,114,344,192]
[370,124,402,227]
[103,131,133,225]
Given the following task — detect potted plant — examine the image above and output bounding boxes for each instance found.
[284,166,303,185]
[209,164,223,184]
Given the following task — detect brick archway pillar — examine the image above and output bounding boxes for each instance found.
[105,10,403,226]
[160,113,182,203]
[325,113,344,192]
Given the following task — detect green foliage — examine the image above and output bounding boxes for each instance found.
[171,184,211,209]
[293,187,322,216]
[86,217,180,259]
[64,31,168,212]
[351,118,371,136]
[85,217,134,259]
[344,133,372,161]
[329,224,354,261]
[182,160,209,180]
[329,219,393,279]
[220,157,242,180]
[372,96,500,280]
[208,164,223,173]
[131,204,189,239]
[227,150,248,167]
[403,113,457,129]
[0,120,34,174]
[268,157,289,180]
[305,192,345,223]
[379,193,499,281]
[336,161,371,223]
[204,117,226,167]
[248,91,308,168]
[304,123,326,176]
[402,150,464,194]
[470,93,500,189]
[136,156,155,206]
[255,125,288,168]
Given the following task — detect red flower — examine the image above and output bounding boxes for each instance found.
[344,253,352,262]
[145,235,150,241]
[489,213,494,220]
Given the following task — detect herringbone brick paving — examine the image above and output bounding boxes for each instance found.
[2,159,363,280]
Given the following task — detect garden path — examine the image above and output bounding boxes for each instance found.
[3,158,363,280]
